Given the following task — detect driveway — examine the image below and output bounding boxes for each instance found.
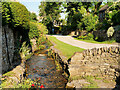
[51,35,119,49]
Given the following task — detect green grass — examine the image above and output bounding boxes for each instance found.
[48,36,85,59]
[71,75,83,80]
[74,38,116,44]
[103,80,110,83]
[83,76,99,88]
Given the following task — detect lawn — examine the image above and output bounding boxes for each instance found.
[74,38,116,44]
[48,36,85,59]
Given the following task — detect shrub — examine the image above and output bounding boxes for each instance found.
[107,26,115,37]
[9,2,30,29]
[38,45,46,50]
[29,22,39,39]
[2,2,30,29]
[2,2,11,26]
[29,22,48,40]
[87,33,94,40]
[78,33,94,40]
[19,42,32,60]
[37,35,46,45]
[13,78,35,88]
[37,23,48,35]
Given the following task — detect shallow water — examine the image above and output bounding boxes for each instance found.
[26,51,67,88]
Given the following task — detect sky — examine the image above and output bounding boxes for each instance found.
[18,0,107,19]
[18,1,41,16]
[18,0,66,19]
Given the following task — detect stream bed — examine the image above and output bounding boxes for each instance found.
[25,49,67,88]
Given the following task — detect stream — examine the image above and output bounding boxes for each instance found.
[25,47,67,88]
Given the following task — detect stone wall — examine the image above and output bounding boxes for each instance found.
[0,26,2,75]
[1,61,26,88]
[47,36,69,78]
[2,25,15,73]
[48,46,69,78]
[68,46,120,88]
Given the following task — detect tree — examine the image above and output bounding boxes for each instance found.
[65,2,83,31]
[39,2,62,33]
[64,2,101,32]
[29,12,37,21]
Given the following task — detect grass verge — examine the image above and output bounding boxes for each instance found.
[48,36,85,59]
[74,38,116,44]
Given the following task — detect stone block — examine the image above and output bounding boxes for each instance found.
[71,52,84,63]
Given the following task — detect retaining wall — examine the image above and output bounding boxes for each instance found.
[68,46,120,88]
[2,26,14,73]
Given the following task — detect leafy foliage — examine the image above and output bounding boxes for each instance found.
[37,23,48,35]
[37,35,46,45]
[105,2,120,26]
[13,78,34,88]
[10,2,29,29]
[107,26,115,37]
[78,33,94,40]
[2,2,30,29]
[29,21,48,40]
[39,2,62,33]
[112,10,120,26]
[82,14,98,32]
[2,2,11,26]
[65,2,102,31]
[19,42,32,60]
[29,12,37,21]
[29,21,39,39]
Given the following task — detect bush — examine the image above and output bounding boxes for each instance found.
[19,42,32,60]
[87,33,94,40]
[13,79,34,88]
[29,22,39,39]
[37,35,46,45]
[78,33,94,40]
[107,26,115,37]
[95,19,111,31]
[10,2,30,29]
[2,2,11,26]
[37,23,48,35]
[29,22,48,40]
[2,2,30,29]
[38,45,46,50]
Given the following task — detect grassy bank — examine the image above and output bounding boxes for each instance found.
[74,38,116,44]
[48,36,85,59]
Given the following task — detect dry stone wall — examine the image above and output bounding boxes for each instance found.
[69,46,120,83]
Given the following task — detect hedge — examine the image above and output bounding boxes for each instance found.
[2,2,30,29]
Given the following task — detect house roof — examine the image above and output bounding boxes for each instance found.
[99,5,109,12]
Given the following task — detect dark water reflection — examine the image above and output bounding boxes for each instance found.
[26,52,67,88]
